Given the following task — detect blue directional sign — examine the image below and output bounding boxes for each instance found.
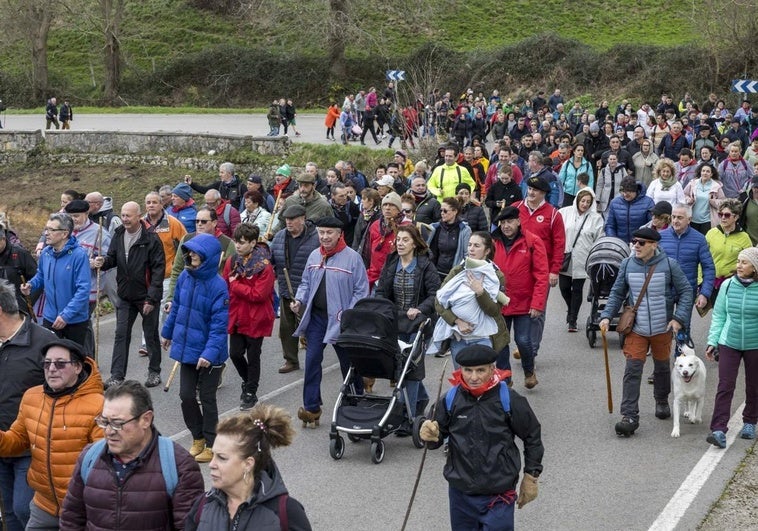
[731,79,758,93]
[386,70,406,82]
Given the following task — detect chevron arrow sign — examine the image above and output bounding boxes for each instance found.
[386,70,406,81]
[731,79,758,93]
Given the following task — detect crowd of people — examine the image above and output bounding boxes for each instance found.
[1,86,757,528]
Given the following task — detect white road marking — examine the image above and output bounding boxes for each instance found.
[169,361,341,442]
[648,403,746,531]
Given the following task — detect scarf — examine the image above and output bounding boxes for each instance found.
[272,178,292,197]
[412,190,427,202]
[448,367,512,398]
[231,244,271,278]
[362,206,378,221]
[320,233,347,262]
[374,214,404,252]
[659,172,678,191]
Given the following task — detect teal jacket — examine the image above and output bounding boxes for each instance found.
[708,276,758,351]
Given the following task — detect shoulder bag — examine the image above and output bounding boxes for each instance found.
[616,264,656,335]
[560,213,589,274]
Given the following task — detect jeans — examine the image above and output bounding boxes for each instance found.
[179,363,222,445]
[530,310,546,356]
[111,299,161,379]
[448,485,515,531]
[710,344,758,432]
[229,334,263,394]
[450,336,492,370]
[497,315,534,374]
[303,311,362,412]
[559,275,585,325]
[0,456,33,531]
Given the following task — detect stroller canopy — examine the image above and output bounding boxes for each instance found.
[585,236,630,275]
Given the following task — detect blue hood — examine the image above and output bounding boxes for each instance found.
[181,233,222,280]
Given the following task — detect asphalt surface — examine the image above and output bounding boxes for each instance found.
[5,112,753,529]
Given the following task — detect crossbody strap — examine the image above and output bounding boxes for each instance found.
[569,213,589,251]
[633,264,657,311]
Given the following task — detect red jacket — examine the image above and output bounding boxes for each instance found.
[366,218,410,286]
[492,229,549,315]
[223,254,276,338]
[514,200,566,275]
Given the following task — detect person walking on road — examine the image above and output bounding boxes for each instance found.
[419,344,544,530]
[162,233,229,464]
[599,227,693,437]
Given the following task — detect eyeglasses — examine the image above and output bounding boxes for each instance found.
[94,412,146,431]
[631,239,653,247]
[401,208,413,214]
[196,219,212,224]
[43,360,78,370]
[440,209,453,214]
[43,227,66,233]
[718,212,733,219]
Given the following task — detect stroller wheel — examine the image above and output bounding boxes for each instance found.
[411,416,426,449]
[347,433,362,443]
[329,436,345,460]
[370,440,385,464]
[588,329,597,348]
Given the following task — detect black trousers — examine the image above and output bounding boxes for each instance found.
[179,363,222,445]
[558,275,585,324]
[229,334,263,393]
[42,319,89,349]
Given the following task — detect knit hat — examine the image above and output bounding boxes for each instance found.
[276,164,292,177]
[455,182,472,194]
[172,183,193,201]
[394,150,407,160]
[589,123,600,134]
[381,191,402,211]
[738,247,758,275]
[650,201,672,217]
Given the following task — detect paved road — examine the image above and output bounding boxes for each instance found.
[90,285,744,531]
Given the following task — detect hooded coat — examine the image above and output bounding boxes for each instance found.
[557,189,606,280]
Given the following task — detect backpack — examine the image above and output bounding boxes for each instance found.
[80,436,179,497]
[445,381,511,416]
[221,203,232,228]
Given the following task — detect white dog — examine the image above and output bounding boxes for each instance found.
[671,345,707,438]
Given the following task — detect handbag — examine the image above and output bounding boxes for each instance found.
[616,264,657,335]
[560,212,589,274]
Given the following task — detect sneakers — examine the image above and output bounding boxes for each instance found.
[615,417,639,437]
[145,372,161,388]
[240,392,258,411]
[647,373,654,384]
[195,447,213,463]
[103,377,124,390]
[655,401,671,419]
[567,322,578,333]
[707,430,727,448]
[740,423,756,440]
[189,438,206,457]
[524,372,538,389]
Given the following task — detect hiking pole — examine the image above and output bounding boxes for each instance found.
[400,358,449,531]
[601,329,613,414]
[164,361,180,392]
[18,274,36,323]
[94,218,103,363]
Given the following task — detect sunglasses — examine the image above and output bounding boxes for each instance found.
[631,239,653,247]
[43,360,77,370]
[440,209,453,214]
[401,208,413,214]
[718,212,733,219]
[196,219,212,224]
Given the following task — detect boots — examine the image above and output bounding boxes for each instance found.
[297,407,322,428]
[240,382,258,411]
[524,371,538,389]
[655,401,671,419]
[615,417,639,437]
[189,438,206,457]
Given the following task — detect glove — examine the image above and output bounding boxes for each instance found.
[419,420,439,442]
[517,473,538,509]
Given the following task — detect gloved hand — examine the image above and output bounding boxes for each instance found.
[517,473,538,509]
[419,420,439,442]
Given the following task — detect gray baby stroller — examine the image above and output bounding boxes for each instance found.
[585,236,630,347]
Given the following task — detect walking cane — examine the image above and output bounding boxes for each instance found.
[283,267,300,324]
[265,189,284,240]
[400,358,449,531]
[601,329,613,414]
[18,274,36,323]
[94,219,103,363]
[164,361,180,393]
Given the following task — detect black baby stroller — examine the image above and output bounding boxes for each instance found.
[584,236,630,347]
[330,297,430,464]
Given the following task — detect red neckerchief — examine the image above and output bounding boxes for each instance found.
[448,368,512,398]
[319,233,347,262]
[272,178,292,197]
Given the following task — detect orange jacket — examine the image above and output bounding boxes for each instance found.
[325,105,341,128]
[144,212,187,278]
[0,358,104,517]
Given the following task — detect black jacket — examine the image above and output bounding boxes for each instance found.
[430,384,544,495]
[460,203,489,232]
[0,318,55,430]
[0,240,38,312]
[414,193,441,225]
[485,180,523,220]
[101,221,165,304]
[270,224,320,300]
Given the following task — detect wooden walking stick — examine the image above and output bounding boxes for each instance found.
[163,361,180,392]
[283,267,300,324]
[265,188,284,240]
[94,218,103,363]
[401,358,449,531]
[18,274,36,323]
[601,329,613,414]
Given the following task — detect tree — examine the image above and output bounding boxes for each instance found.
[101,0,125,104]
[4,0,55,101]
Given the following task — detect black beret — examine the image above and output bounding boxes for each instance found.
[632,227,661,242]
[314,216,344,229]
[526,175,550,193]
[456,345,498,367]
[64,200,90,214]
[495,206,520,222]
[455,182,471,194]
[42,338,87,363]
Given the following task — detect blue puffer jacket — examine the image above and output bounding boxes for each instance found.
[659,225,716,298]
[29,236,91,325]
[162,234,229,366]
[601,249,693,336]
[604,184,655,243]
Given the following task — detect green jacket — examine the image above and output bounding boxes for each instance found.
[708,276,758,351]
[705,226,753,278]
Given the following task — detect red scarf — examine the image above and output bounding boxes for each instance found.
[272,178,292,197]
[448,367,512,398]
[319,233,347,262]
